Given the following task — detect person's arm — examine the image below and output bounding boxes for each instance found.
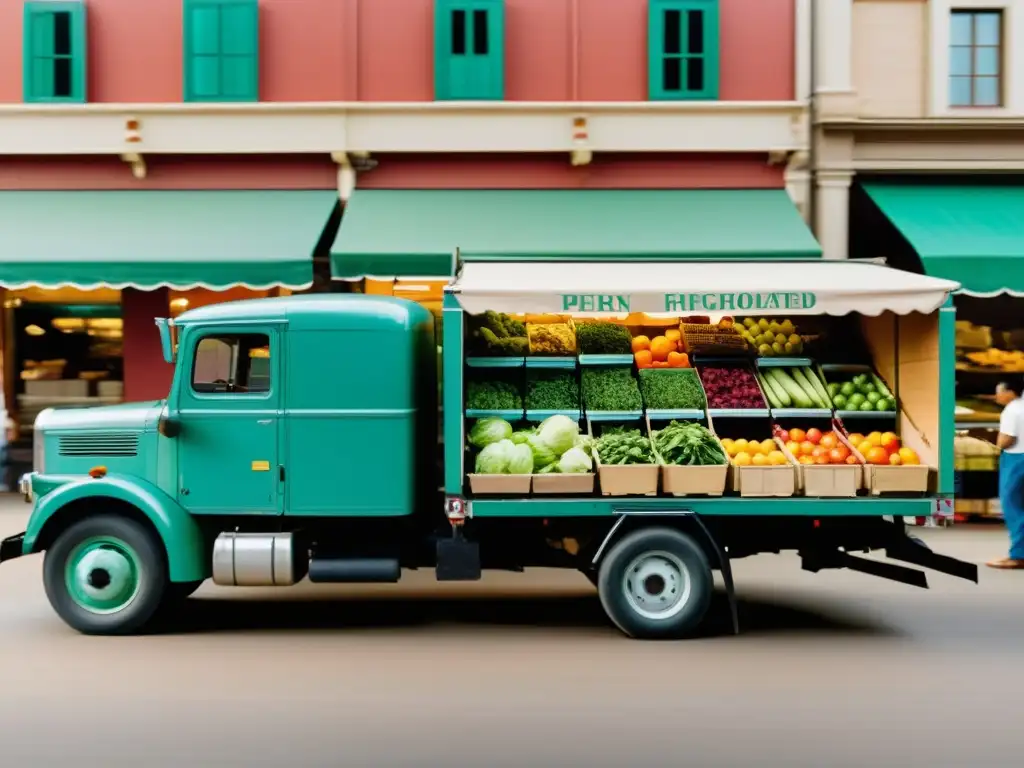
[998,404,1018,449]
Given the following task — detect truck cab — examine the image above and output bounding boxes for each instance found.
[7,295,439,634]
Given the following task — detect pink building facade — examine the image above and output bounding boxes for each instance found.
[0,0,811,439]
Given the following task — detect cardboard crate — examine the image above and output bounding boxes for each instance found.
[531,473,595,495]
[778,432,862,498]
[467,474,532,495]
[728,462,796,497]
[651,423,728,497]
[593,449,659,496]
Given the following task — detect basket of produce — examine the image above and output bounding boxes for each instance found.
[465,369,524,418]
[592,425,660,496]
[737,317,805,357]
[526,320,577,356]
[525,368,580,419]
[465,417,533,494]
[575,322,633,356]
[652,420,728,497]
[698,364,768,413]
[466,311,529,357]
[516,415,596,494]
[845,430,929,495]
[681,321,749,356]
[581,366,643,417]
[820,367,896,415]
[777,426,862,497]
[954,434,1000,471]
[721,434,795,497]
[757,366,832,414]
[632,328,690,370]
[638,367,706,417]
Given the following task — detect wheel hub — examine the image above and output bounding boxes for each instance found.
[65,538,141,615]
[622,550,692,621]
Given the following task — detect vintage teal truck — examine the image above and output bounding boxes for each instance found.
[1,259,978,639]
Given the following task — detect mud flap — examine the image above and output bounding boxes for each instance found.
[886,536,979,583]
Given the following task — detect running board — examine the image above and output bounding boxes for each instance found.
[802,550,929,589]
[885,537,979,583]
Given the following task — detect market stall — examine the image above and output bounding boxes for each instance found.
[441,259,959,515]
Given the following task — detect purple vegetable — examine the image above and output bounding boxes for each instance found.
[698,366,766,409]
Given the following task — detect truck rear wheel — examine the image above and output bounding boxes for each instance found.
[43,515,168,636]
[597,527,713,639]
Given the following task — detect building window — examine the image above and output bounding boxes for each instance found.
[434,0,505,100]
[649,0,719,100]
[949,9,1002,107]
[22,1,87,103]
[183,0,259,102]
[192,333,271,394]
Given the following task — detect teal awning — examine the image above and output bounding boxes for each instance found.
[331,189,820,280]
[863,183,1024,297]
[0,190,338,290]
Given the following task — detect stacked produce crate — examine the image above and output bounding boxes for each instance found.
[460,311,928,499]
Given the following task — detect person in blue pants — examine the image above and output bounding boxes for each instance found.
[989,378,1024,569]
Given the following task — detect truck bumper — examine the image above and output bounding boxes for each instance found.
[0,533,25,564]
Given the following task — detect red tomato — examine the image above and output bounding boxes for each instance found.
[806,428,823,445]
[829,446,850,464]
[820,433,838,450]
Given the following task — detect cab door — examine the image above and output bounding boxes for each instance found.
[176,326,282,515]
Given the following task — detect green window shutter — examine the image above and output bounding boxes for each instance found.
[648,0,719,101]
[434,0,504,100]
[183,0,259,102]
[22,1,87,103]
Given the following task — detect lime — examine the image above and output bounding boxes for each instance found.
[860,401,875,411]
[866,391,881,404]
[849,393,866,407]
[840,382,856,397]
[862,382,876,394]
[827,383,840,398]
[833,394,848,409]
[877,398,894,411]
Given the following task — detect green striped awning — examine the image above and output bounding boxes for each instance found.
[0,190,339,290]
[331,189,821,280]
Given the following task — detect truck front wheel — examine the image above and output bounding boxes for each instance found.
[597,527,713,640]
[43,515,168,635]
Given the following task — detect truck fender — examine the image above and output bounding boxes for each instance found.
[23,474,208,583]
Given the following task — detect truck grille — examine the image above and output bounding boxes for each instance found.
[58,433,139,458]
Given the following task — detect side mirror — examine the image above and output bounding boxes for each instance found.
[158,414,181,439]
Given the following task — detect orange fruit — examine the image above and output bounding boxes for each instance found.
[820,433,838,450]
[789,428,807,443]
[866,446,889,465]
[800,441,816,456]
[667,351,687,368]
[785,440,800,455]
[752,453,769,466]
[798,455,814,465]
[760,439,776,455]
[631,335,650,353]
[898,447,919,465]
[634,350,653,368]
[867,431,883,447]
[664,329,682,342]
[845,455,860,465]
[733,452,752,466]
[889,453,902,466]
[847,433,865,446]
[829,445,850,464]
[814,455,829,465]
[650,336,674,362]
[806,428,823,445]
[857,440,873,457]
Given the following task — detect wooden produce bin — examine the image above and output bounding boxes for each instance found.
[777,431,862,498]
[531,472,595,495]
[728,461,796,497]
[467,474,532,495]
[594,453,660,496]
[650,421,728,497]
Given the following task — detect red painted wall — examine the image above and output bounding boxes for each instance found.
[121,289,174,402]
[0,0,795,103]
[0,154,782,191]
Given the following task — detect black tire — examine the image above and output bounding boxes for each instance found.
[43,515,168,636]
[597,527,713,640]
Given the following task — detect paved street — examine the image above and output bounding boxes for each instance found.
[0,498,1018,767]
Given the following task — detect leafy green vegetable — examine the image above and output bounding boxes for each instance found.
[653,421,726,466]
[507,443,534,474]
[595,429,654,465]
[639,369,706,410]
[475,439,516,473]
[576,323,633,355]
[582,367,642,412]
[558,446,594,473]
[526,370,579,410]
[535,414,580,456]
[526,434,557,471]
[466,378,522,410]
[468,417,513,448]
[510,429,535,445]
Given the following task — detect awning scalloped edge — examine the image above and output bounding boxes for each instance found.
[953,287,1024,299]
[0,280,313,292]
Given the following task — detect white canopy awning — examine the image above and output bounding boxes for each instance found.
[450,260,961,316]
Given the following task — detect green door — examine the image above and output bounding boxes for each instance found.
[176,326,281,515]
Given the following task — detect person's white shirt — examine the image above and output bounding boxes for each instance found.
[999,397,1024,454]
